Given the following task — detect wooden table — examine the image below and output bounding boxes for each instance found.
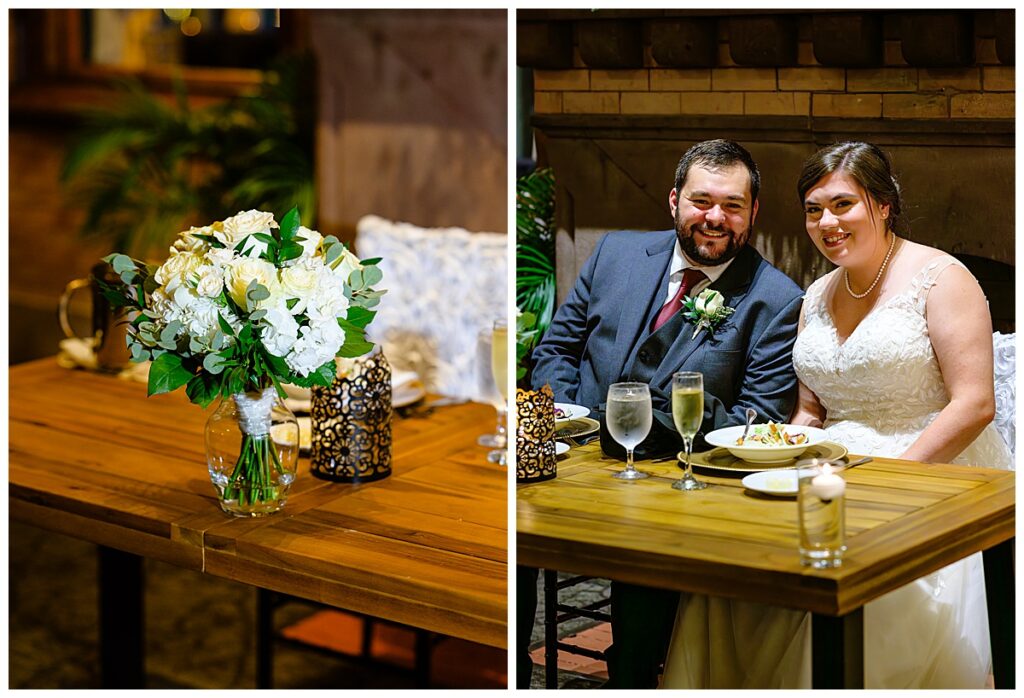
[518,442,1015,689]
[9,359,507,686]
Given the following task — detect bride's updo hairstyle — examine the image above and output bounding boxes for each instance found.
[797,141,906,235]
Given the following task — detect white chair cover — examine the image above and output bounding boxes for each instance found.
[355,215,507,399]
[992,331,1015,465]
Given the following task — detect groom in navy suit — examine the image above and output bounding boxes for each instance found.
[520,140,803,688]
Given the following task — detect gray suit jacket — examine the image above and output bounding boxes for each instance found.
[531,229,803,457]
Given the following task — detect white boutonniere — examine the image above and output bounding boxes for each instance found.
[681,289,734,338]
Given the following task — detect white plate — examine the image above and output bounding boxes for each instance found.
[555,441,570,456]
[554,403,590,422]
[270,417,311,453]
[705,424,828,464]
[741,469,799,496]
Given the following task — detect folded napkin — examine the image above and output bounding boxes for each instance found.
[283,368,424,413]
[57,338,150,384]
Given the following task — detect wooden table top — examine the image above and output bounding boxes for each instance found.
[9,358,507,648]
[517,442,1014,616]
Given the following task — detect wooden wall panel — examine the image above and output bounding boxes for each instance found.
[311,10,507,243]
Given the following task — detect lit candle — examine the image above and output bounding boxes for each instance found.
[810,462,845,500]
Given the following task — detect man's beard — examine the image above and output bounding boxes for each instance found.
[676,214,751,266]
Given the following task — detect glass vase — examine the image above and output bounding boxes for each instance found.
[205,387,300,517]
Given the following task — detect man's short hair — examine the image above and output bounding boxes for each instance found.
[673,139,761,203]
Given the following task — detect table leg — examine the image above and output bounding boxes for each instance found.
[256,588,275,689]
[98,546,145,688]
[811,608,864,689]
[543,569,558,689]
[983,537,1015,689]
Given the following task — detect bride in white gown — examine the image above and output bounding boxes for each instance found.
[661,141,1012,689]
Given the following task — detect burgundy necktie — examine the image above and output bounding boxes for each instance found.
[651,268,707,332]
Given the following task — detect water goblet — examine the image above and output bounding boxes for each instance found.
[489,319,509,466]
[606,382,652,480]
[475,326,507,451]
[671,371,708,491]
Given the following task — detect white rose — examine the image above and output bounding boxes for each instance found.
[695,290,722,315]
[295,226,323,259]
[215,209,277,257]
[279,260,323,314]
[154,250,204,293]
[173,225,215,252]
[194,265,225,298]
[226,257,279,310]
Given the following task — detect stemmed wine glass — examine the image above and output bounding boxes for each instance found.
[488,319,509,466]
[476,325,507,454]
[671,371,707,491]
[606,382,652,480]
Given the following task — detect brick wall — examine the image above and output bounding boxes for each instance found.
[530,22,1013,121]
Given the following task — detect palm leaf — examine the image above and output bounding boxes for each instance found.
[515,167,557,364]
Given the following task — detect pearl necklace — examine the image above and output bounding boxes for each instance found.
[844,234,897,299]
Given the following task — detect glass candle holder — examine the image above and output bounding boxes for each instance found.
[797,458,847,568]
[310,349,393,483]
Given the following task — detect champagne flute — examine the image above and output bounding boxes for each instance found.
[476,326,507,450]
[489,319,509,466]
[671,371,707,491]
[606,382,652,480]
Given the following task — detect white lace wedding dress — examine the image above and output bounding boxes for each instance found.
[661,256,1012,689]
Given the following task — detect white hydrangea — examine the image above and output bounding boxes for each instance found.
[260,304,300,358]
[285,320,346,377]
[306,268,350,322]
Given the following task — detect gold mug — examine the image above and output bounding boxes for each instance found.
[58,262,132,372]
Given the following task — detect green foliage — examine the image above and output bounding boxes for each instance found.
[63,54,317,257]
[515,167,557,382]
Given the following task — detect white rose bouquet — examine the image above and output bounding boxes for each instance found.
[100,207,384,511]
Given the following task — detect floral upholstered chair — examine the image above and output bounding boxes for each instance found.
[355,215,507,399]
[992,331,1015,464]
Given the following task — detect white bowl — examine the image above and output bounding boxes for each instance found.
[704,424,828,464]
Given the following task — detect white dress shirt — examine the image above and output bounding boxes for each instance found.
[662,239,736,305]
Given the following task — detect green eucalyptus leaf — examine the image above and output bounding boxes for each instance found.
[361,266,383,287]
[348,269,365,290]
[249,309,267,321]
[203,352,228,375]
[110,254,136,274]
[324,243,343,266]
[161,321,181,344]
